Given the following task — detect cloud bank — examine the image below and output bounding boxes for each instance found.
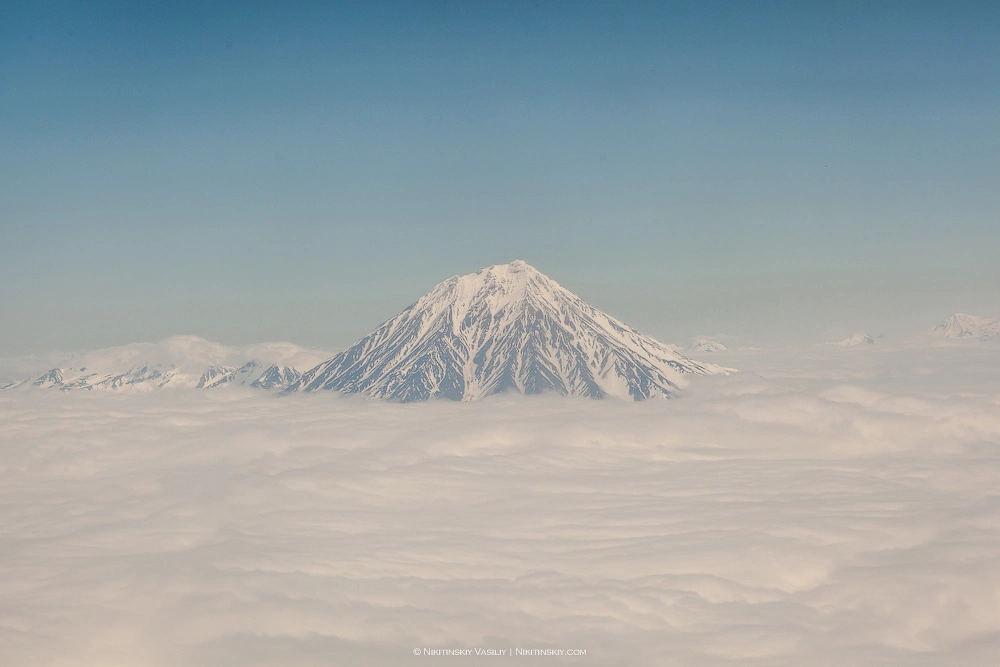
[1,343,998,665]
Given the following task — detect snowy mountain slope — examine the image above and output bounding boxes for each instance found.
[932,313,1000,340]
[292,261,732,401]
[2,336,328,392]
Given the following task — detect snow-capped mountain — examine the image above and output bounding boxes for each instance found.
[932,313,1000,340]
[830,333,878,347]
[291,260,731,401]
[1,336,330,392]
[688,339,728,353]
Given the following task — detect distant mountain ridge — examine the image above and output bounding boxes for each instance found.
[290,261,731,401]
[7,281,993,399]
[1,336,331,392]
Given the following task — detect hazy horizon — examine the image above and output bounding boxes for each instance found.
[1,257,997,359]
[3,2,1000,356]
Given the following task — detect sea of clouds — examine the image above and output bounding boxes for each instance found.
[1,342,998,666]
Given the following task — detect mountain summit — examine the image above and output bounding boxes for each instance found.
[292,261,730,401]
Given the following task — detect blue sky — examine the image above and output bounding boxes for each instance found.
[2,1,999,354]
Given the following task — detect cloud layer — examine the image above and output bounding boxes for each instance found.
[1,343,999,665]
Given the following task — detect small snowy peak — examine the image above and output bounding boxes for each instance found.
[197,361,302,390]
[688,339,728,353]
[32,369,65,389]
[932,313,1000,340]
[292,261,733,402]
[251,365,301,390]
[830,333,878,347]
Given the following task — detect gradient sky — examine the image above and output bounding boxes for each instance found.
[2,1,999,355]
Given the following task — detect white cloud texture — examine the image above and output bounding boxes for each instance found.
[1,343,999,665]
